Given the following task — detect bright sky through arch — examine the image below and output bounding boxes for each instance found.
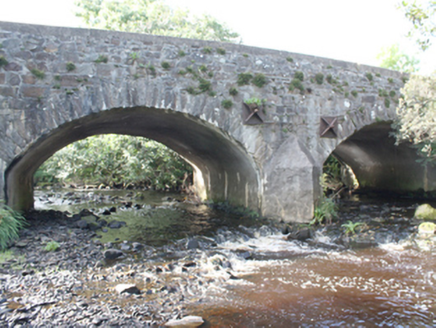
[0,0,434,73]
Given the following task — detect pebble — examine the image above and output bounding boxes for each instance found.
[103,249,124,260]
[164,315,204,327]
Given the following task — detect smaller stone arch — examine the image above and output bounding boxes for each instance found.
[5,107,262,213]
[325,122,436,193]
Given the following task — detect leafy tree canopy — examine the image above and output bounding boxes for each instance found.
[376,43,420,72]
[394,74,436,162]
[74,0,240,42]
[399,0,436,51]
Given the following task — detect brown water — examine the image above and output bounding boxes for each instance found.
[34,189,436,327]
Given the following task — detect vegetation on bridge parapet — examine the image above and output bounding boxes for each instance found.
[0,202,27,250]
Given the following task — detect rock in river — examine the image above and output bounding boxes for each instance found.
[164,315,204,327]
[115,284,141,295]
[415,204,436,220]
[104,249,124,260]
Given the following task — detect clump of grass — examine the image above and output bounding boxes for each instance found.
[365,72,373,81]
[0,56,8,68]
[252,73,267,88]
[198,78,211,92]
[351,90,358,97]
[94,55,108,63]
[44,241,60,252]
[237,72,253,86]
[286,57,293,62]
[389,90,396,98]
[161,61,171,70]
[178,50,186,57]
[294,71,304,81]
[315,73,324,85]
[202,47,212,54]
[199,65,207,72]
[229,87,238,96]
[384,98,390,108]
[66,62,76,72]
[221,99,233,109]
[31,68,45,80]
[147,64,156,76]
[289,78,305,92]
[0,202,27,250]
[217,48,226,55]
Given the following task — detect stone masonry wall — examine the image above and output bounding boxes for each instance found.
[0,21,406,222]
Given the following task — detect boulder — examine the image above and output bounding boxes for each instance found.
[164,316,204,327]
[414,204,436,220]
[115,284,140,295]
[418,222,436,235]
[103,249,124,260]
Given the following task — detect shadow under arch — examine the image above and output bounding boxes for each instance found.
[330,121,436,193]
[5,107,261,212]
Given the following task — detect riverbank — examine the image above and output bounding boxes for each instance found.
[1,192,436,327]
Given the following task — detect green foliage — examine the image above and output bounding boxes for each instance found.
[178,50,186,57]
[341,220,363,235]
[294,71,304,81]
[399,0,436,51]
[389,90,396,97]
[147,64,156,75]
[31,68,45,80]
[95,55,108,63]
[252,73,267,88]
[237,72,253,86]
[161,61,171,70]
[66,62,76,72]
[326,74,337,84]
[311,197,337,225]
[35,135,193,190]
[221,99,233,109]
[0,202,26,251]
[44,241,60,252]
[315,73,324,84]
[0,56,8,67]
[376,44,420,72]
[129,52,138,61]
[244,97,265,106]
[394,74,436,161]
[199,65,207,72]
[286,57,293,62]
[289,78,305,92]
[217,47,226,55]
[198,78,211,92]
[202,47,212,54]
[365,72,373,81]
[351,90,358,97]
[75,0,240,42]
[229,87,238,96]
[379,89,389,97]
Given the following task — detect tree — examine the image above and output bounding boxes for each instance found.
[376,44,420,72]
[399,0,436,51]
[394,74,436,161]
[74,0,240,42]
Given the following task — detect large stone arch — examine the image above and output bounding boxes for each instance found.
[5,106,262,212]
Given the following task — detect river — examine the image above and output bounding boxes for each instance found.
[32,188,436,327]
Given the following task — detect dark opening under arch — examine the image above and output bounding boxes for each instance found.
[330,122,436,193]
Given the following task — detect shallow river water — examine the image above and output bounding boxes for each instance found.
[33,189,436,327]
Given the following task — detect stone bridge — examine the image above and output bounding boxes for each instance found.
[0,22,433,222]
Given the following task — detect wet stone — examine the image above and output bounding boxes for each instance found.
[103,249,124,260]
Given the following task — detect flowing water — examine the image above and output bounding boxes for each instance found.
[34,188,436,327]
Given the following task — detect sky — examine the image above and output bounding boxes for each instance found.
[0,0,434,74]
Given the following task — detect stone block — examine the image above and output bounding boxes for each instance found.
[20,85,46,98]
[0,86,14,97]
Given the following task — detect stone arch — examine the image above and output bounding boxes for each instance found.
[5,106,261,212]
[324,121,436,193]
